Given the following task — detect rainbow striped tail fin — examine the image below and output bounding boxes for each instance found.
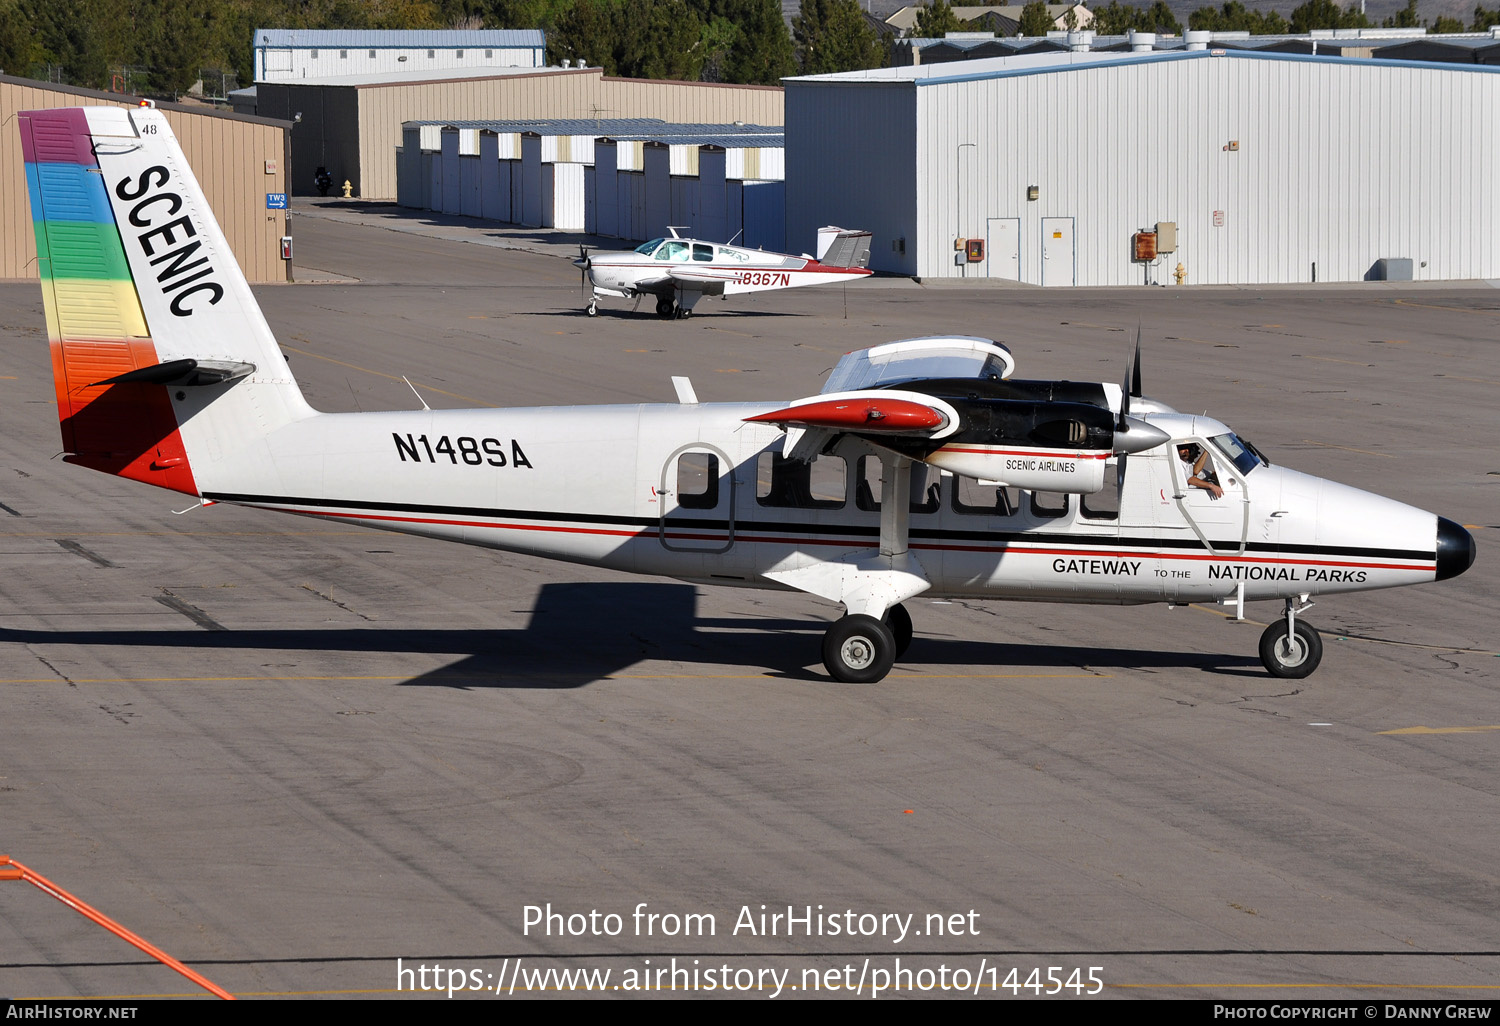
[20,106,309,496]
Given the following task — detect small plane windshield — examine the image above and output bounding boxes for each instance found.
[635,239,664,256]
[1208,432,1267,475]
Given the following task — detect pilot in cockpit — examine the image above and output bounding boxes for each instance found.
[1177,442,1224,500]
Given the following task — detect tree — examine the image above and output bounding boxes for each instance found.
[691,0,795,84]
[1089,0,1182,34]
[913,0,965,36]
[140,0,213,96]
[1189,2,1288,33]
[548,0,618,70]
[1290,0,1369,32]
[1018,1,1055,34]
[1382,0,1419,27]
[1472,3,1500,28]
[794,0,886,75]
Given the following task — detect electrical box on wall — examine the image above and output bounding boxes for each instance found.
[1132,231,1157,262]
[1155,222,1177,253]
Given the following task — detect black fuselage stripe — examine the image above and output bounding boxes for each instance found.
[202,492,1435,562]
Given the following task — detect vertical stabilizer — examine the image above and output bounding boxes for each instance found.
[20,106,311,496]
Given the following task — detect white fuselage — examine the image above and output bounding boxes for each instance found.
[193,402,1440,608]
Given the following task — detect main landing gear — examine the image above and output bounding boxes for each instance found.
[1259,597,1323,678]
[822,603,913,684]
[655,295,676,319]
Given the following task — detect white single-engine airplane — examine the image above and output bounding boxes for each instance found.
[574,226,873,318]
[22,107,1476,683]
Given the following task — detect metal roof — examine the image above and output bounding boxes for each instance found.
[404,118,783,145]
[253,28,545,49]
[792,45,1500,86]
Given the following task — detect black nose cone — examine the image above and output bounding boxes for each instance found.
[1436,517,1476,582]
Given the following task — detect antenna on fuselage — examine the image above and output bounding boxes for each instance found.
[402,376,431,411]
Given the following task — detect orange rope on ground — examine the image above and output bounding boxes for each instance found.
[0,854,235,1000]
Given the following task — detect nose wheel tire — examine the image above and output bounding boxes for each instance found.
[883,603,913,658]
[656,296,676,319]
[587,298,597,316]
[1259,620,1323,678]
[823,615,897,684]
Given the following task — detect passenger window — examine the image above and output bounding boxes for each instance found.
[676,452,718,510]
[1080,461,1120,520]
[692,244,713,261]
[953,477,1020,517]
[1031,490,1069,519]
[855,457,940,513]
[757,452,845,509]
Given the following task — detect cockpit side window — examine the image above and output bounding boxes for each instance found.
[655,240,690,262]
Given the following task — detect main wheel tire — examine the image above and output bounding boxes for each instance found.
[1259,619,1323,678]
[655,296,675,319]
[883,603,913,658]
[823,615,897,684]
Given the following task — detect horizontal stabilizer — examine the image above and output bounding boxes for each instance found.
[816,226,873,269]
[745,397,947,434]
[90,359,255,388]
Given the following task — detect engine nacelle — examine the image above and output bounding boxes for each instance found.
[922,443,1109,494]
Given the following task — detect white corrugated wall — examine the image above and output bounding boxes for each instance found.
[789,54,1500,285]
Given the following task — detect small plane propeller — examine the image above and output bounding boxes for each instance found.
[577,244,592,308]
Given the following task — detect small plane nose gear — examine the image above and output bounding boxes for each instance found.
[824,614,897,684]
[1259,596,1322,678]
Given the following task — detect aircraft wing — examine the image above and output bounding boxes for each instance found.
[664,267,728,296]
[821,336,1016,393]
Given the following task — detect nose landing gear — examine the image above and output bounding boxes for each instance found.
[1259,597,1322,678]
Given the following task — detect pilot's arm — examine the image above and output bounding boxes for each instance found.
[1190,452,1224,500]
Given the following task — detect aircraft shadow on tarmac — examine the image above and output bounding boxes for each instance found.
[0,583,1259,688]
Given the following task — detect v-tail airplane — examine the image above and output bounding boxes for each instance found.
[20,106,1476,684]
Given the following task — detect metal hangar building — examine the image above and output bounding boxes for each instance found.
[784,49,1500,286]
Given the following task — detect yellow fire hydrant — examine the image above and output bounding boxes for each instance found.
[1173,262,1187,285]
[342,179,353,199]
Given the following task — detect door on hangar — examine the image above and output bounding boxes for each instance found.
[1041,217,1075,287]
[986,218,1019,281]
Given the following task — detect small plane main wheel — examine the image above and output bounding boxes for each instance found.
[655,296,675,319]
[1259,619,1323,679]
[823,614,897,684]
[883,603,913,658]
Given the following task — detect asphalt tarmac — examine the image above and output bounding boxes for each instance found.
[0,204,1496,1001]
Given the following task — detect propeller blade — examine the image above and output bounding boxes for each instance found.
[1117,452,1128,490]
[1117,358,1131,432]
[1132,327,1143,397]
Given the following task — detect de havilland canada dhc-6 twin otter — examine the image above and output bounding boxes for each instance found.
[21,106,1476,683]
[574,225,873,318]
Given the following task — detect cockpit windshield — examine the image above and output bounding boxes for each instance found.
[1209,432,1268,475]
[635,239,664,256]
